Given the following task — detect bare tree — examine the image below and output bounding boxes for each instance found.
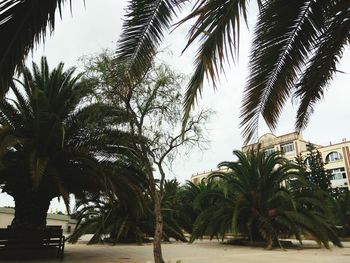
[82,51,210,263]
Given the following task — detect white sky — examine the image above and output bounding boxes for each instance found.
[1,0,350,211]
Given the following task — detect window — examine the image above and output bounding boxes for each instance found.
[264,148,275,157]
[330,167,346,180]
[280,143,295,153]
[326,151,343,162]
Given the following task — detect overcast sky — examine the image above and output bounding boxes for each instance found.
[1,0,350,210]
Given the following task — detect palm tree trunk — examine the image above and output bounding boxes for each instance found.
[153,191,165,263]
[11,190,51,230]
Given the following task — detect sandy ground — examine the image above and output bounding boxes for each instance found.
[1,240,350,263]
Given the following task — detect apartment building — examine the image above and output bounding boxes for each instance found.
[191,132,350,189]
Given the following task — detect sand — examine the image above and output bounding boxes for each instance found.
[1,240,350,263]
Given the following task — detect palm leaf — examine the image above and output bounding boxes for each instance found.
[181,0,254,130]
[241,0,328,143]
[116,0,183,83]
[0,0,70,95]
[294,1,350,130]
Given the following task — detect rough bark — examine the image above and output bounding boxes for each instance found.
[147,168,165,263]
[11,190,51,230]
[153,191,165,263]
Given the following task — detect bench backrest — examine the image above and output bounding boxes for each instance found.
[0,227,63,247]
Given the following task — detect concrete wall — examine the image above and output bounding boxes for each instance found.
[0,213,13,228]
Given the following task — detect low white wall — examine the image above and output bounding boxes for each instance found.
[0,213,13,228]
[0,209,76,235]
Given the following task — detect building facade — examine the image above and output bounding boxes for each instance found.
[191,132,350,189]
[191,168,229,185]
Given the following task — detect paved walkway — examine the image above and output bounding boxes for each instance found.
[2,240,350,263]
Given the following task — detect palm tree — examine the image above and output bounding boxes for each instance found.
[332,189,350,237]
[188,180,232,241]
[190,150,342,249]
[176,180,215,234]
[0,57,134,230]
[69,179,187,244]
[68,189,149,244]
[161,179,188,242]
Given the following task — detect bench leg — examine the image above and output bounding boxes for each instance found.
[60,237,65,261]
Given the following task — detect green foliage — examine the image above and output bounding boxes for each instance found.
[175,180,210,234]
[189,150,342,249]
[68,192,149,244]
[295,145,331,192]
[331,189,350,237]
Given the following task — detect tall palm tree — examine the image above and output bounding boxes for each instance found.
[190,150,342,249]
[0,57,134,229]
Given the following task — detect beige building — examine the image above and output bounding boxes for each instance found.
[191,168,229,185]
[0,207,77,234]
[192,132,350,189]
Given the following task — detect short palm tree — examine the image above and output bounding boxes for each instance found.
[70,179,187,244]
[161,179,188,242]
[68,189,148,245]
[177,180,216,234]
[332,189,350,237]
[190,150,342,249]
[0,57,134,229]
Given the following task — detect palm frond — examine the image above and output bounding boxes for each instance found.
[181,0,253,130]
[241,0,328,143]
[294,1,350,130]
[116,0,183,83]
[0,0,70,95]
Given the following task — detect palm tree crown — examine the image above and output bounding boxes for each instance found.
[190,150,342,249]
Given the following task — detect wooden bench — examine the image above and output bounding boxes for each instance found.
[0,226,65,260]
